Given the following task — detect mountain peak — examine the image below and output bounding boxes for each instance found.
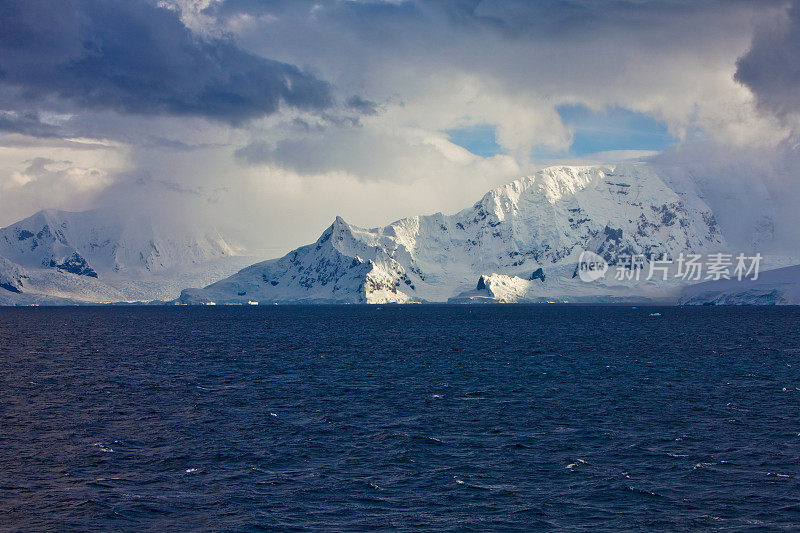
[0,207,255,304]
[179,161,734,304]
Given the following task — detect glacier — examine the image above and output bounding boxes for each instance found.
[679,264,800,305]
[0,208,257,305]
[179,163,736,305]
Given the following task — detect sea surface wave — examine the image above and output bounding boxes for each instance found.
[1,305,799,531]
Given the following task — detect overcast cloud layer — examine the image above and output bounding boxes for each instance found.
[736,0,800,119]
[1,0,798,254]
[0,0,332,125]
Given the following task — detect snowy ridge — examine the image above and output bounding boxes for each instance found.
[0,208,239,274]
[180,163,727,304]
[0,208,256,304]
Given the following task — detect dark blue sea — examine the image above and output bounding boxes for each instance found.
[1,306,799,531]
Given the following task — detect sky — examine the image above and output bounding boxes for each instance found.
[1,0,800,256]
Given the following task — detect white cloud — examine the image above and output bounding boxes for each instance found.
[2,0,798,256]
[0,134,127,225]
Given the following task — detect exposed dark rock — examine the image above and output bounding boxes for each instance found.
[604,225,623,242]
[0,282,21,293]
[530,267,546,283]
[56,253,98,278]
[36,225,52,240]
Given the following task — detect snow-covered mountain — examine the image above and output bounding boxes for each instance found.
[179,163,734,304]
[679,264,800,305]
[0,208,257,304]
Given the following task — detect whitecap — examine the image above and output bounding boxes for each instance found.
[566,460,586,470]
[766,472,790,480]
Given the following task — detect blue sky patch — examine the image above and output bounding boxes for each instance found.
[446,124,504,158]
[556,104,678,156]
[448,106,677,160]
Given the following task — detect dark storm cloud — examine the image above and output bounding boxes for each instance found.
[735,0,800,118]
[345,96,379,116]
[0,0,332,128]
[209,0,771,39]
[0,111,59,138]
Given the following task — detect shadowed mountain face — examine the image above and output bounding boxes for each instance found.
[180,163,730,304]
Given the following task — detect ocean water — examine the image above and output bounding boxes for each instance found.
[1,305,799,531]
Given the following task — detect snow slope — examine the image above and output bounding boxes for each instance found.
[447,268,682,304]
[679,264,800,305]
[0,208,256,304]
[180,163,727,304]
